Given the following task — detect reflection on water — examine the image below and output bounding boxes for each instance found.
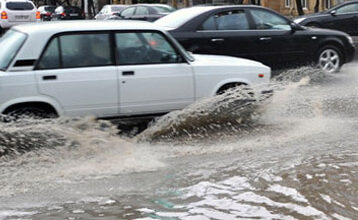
[1,65,358,219]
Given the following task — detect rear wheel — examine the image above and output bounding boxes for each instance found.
[317,45,343,73]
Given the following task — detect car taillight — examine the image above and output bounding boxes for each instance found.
[61,12,66,16]
[82,11,85,17]
[36,11,41,19]
[46,12,51,16]
[1,11,7,20]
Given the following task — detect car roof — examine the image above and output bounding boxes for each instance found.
[12,20,161,35]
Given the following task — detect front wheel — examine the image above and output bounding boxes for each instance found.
[317,45,343,73]
[5,107,57,121]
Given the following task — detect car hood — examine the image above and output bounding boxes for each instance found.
[192,54,267,67]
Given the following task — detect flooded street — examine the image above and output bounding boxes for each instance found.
[1,65,358,219]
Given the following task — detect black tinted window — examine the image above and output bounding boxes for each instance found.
[216,10,249,30]
[250,9,291,30]
[6,2,34,10]
[64,7,82,13]
[60,34,112,68]
[37,38,60,70]
[115,32,181,65]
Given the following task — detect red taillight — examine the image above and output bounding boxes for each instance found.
[36,11,41,19]
[61,12,66,16]
[1,11,7,20]
[258,73,264,78]
[45,12,51,16]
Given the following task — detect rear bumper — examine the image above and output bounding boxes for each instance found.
[0,20,39,29]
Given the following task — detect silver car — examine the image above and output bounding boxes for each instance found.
[0,0,39,33]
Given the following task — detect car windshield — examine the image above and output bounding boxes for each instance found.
[0,30,27,71]
[155,7,214,29]
[6,1,34,10]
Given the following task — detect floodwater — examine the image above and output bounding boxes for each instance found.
[1,65,358,220]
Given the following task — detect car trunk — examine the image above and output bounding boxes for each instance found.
[6,2,36,22]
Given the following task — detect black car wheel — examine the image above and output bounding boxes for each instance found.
[317,45,343,73]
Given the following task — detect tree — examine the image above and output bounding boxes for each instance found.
[314,0,319,12]
[296,0,304,15]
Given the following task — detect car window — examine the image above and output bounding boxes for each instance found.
[336,3,358,14]
[216,10,249,30]
[135,6,149,15]
[199,16,216,30]
[154,6,175,13]
[6,1,34,10]
[37,38,60,70]
[0,30,27,71]
[115,32,181,65]
[60,33,112,68]
[200,10,249,31]
[111,6,124,12]
[121,7,135,17]
[250,9,291,30]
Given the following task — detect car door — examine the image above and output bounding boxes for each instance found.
[247,8,305,67]
[189,9,256,59]
[115,31,194,115]
[35,32,118,117]
[328,3,358,35]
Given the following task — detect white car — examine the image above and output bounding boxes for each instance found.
[95,4,127,20]
[0,0,39,33]
[0,20,270,119]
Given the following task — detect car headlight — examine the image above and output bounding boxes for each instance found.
[347,36,354,45]
[294,17,306,24]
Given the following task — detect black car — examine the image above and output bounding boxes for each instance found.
[155,5,355,72]
[51,6,85,20]
[295,1,358,36]
[112,4,175,22]
[38,5,56,21]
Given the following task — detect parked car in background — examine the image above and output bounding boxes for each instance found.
[95,4,127,20]
[51,6,85,20]
[0,20,270,119]
[0,0,39,34]
[294,0,358,36]
[155,5,355,72]
[38,5,56,21]
[111,4,175,22]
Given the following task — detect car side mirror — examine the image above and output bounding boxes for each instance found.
[290,22,303,31]
[330,10,337,16]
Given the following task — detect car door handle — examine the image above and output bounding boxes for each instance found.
[42,75,57,80]
[211,38,225,42]
[122,71,135,76]
[259,37,272,41]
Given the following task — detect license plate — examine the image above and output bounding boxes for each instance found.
[15,15,29,19]
[70,13,78,16]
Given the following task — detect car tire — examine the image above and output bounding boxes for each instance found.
[317,45,343,73]
[5,107,57,121]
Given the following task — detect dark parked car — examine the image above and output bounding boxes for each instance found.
[38,5,56,21]
[51,6,85,20]
[295,1,358,36]
[112,4,175,22]
[155,5,355,72]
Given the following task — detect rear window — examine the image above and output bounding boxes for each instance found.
[64,7,82,13]
[45,6,56,12]
[6,2,34,10]
[154,6,175,13]
[0,30,27,71]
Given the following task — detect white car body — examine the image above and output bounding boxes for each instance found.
[0,20,270,118]
[95,4,126,20]
[0,0,38,30]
